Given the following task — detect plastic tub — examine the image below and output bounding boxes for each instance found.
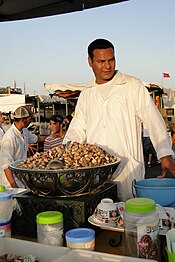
[132,178,175,206]
[55,249,158,262]
[166,246,175,262]
[36,211,63,246]
[0,192,14,223]
[65,228,95,250]
[0,238,69,262]
[0,192,16,237]
[0,220,11,237]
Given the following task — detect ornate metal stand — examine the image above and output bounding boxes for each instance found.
[11,183,118,238]
[9,160,120,197]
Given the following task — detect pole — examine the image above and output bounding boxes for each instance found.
[37,96,40,123]
[66,99,68,116]
[24,82,26,94]
[161,74,164,88]
[52,103,55,115]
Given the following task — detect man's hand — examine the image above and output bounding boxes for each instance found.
[157,156,175,178]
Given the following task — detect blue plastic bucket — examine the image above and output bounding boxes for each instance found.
[132,178,175,206]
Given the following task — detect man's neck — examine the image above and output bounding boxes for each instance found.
[14,122,23,131]
[52,131,64,139]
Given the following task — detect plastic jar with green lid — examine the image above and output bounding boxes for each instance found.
[36,211,63,246]
[124,198,160,261]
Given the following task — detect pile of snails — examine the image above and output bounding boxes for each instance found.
[16,141,118,170]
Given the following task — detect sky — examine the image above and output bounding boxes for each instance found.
[0,0,175,95]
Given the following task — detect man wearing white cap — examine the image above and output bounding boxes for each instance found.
[0,106,38,188]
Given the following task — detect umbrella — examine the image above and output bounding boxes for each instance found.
[0,0,128,22]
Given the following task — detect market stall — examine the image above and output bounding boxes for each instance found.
[5,141,173,262]
[44,83,87,116]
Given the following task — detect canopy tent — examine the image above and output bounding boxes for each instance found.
[0,0,128,22]
[45,82,166,97]
[44,83,86,92]
[44,83,86,98]
[44,83,88,115]
[0,94,26,113]
[45,82,175,113]
[143,82,175,101]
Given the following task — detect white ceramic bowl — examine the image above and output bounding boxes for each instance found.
[97,198,116,211]
[94,198,119,225]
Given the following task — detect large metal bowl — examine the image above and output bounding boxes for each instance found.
[9,158,121,197]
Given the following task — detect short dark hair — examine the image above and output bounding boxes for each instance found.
[88,39,114,60]
[50,114,63,123]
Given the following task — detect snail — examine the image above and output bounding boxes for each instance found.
[16,142,118,170]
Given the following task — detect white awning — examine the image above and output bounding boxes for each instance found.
[44,83,87,92]
[0,94,26,113]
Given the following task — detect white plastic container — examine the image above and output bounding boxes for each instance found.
[124,198,160,261]
[0,221,11,237]
[65,228,95,250]
[0,238,69,262]
[0,192,15,237]
[55,249,158,262]
[0,238,157,262]
[0,192,14,223]
[36,211,63,246]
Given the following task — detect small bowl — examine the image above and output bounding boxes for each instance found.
[94,198,120,225]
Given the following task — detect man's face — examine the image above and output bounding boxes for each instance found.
[0,113,4,123]
[50,120,60,134]
[88,48,116,84]
[23,116,31,128]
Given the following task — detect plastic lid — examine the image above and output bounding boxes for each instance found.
[36,211,63,224]
[125,198,156,213]
[65,228,95,243]
[0,220,11,226]
[0,185,6,192]
[0,192,12,201]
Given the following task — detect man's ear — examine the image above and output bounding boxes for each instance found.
[88,57,93,67]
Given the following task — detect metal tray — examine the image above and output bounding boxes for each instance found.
[9,159,121,197]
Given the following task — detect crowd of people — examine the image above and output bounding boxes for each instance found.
[0,38,175,202]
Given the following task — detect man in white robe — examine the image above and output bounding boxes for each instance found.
[63,38,175,201]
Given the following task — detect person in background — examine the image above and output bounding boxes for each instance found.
[39,115,51,136]
[171,117,175,152]
[161,108,169,130]
[0,112,5,145]
[0,106,39,188]
[44,115,64,152]
[9,111,14,124]
[63,115,73,132]
[63,38,175,201]
[142,123,157,167]
[0,112,5,186]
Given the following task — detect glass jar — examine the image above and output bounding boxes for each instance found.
[124,198,160,261]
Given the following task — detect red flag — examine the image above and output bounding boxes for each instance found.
[163,73,170,78]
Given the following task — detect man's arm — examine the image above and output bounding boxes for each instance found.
[157,156,175,178]
[4,168,18,188]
